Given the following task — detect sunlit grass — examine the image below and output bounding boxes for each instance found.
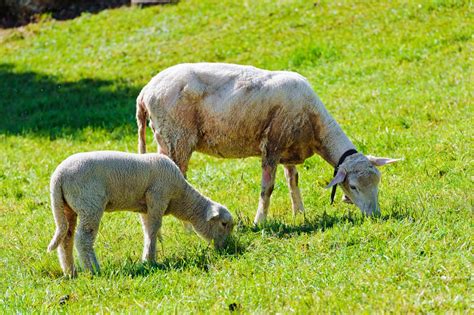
[0,0,472,312]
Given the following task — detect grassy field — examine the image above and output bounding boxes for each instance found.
[0,0,472,312]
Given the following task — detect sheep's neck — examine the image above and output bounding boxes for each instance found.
[172,186,209,224]
[316,110,356,168]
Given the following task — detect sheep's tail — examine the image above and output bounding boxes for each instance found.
[137,94,148,154]
[47,176,67,252]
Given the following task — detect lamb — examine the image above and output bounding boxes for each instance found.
[47,151,234,277]
[136,63,399,224]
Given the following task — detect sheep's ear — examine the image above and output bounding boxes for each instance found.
[326,169,346,189]
[366,155,402,167]
[206,206,220,221]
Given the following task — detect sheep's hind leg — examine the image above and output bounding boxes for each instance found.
[254,156,278,225]
[162,136,195,232]
[75,209,103,274]
[57,204,77,277]
[154,131,194,177]
[283,165,305,216]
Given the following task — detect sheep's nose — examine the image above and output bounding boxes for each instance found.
[367,202,381,216]
[373,204,381,216]
[214,238,226,250]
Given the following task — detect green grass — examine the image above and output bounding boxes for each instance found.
[0,0,472,312]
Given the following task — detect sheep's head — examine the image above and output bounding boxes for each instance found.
[326,153,399,216]
[203,203,234,249]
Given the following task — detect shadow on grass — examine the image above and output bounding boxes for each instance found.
[1,1,126,28]
[236,210,365,238]
[0,63,140,137]
[95,236,249,278]
[1,1,180,28]
[380,207,417,222]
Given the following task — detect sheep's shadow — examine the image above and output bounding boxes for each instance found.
[237,205,416,238]
[0,63,140,137]
[237,210,364,238]
[380,207,417,222]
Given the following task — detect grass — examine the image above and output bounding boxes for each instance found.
[0,0,472,312]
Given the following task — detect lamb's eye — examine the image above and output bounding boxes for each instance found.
[221,222,227,228]
[350,185,357,191]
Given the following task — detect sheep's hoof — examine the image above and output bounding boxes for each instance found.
[253,212,267,226]
[292,206,305,216]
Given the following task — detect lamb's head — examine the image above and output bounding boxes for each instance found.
[326,153,399,216]
[198,203,234,249]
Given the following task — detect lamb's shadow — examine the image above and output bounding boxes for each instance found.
[102,237,248,278]
[0,63,140,137]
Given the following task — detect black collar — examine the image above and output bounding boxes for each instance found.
[330,149,358,205]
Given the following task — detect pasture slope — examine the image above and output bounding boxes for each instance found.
[0,0,472,313]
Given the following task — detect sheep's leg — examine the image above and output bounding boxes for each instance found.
[283,165,305,216]
[254,157,278,225]
[140,213,163,263]
[57,204,77,277]
[170,148,192,176]
[141,190,166,263]
[75,209,103,274]
[154,133,194,232]
[154,133,193,176]
[137,99,148,154]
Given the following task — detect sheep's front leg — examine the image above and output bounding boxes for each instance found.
[140,213,162,263]
[75,210,103,274]
[283,165,305,216]
[141,190,166,263]
[254,158,278,225]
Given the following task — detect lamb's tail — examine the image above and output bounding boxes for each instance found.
[47,176,68,252]
[137,94,148,154]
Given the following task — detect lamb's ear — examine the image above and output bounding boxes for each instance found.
[206,206,220,221]
[326,169,346,189]
[366,155,402,167]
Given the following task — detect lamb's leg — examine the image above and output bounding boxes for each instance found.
[57,204,77,277]
[75,209,103,274]
[283,165,305,216]
[140,213,163,263]
[254,156,278,225]
[140,190,166,263]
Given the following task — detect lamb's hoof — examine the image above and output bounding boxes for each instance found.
[342,195,353,204]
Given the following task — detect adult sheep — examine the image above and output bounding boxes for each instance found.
[136,63,398,224]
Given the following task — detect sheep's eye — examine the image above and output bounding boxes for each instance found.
[350,185,357,191]
[221,222,227,228]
